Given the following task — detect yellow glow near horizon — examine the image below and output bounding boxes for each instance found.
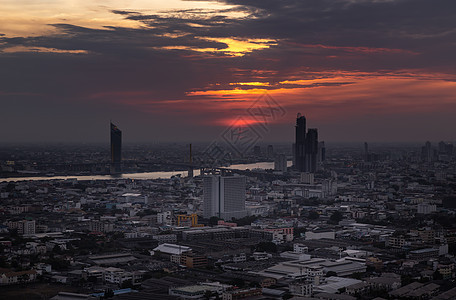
[187,71,456,103]
[158,38,276,56]
[187,88,272,96]
[201,37,276,56]
[0,0,243,37]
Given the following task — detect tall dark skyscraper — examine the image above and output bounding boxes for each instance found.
[305,128,318,172]
[294,113,319,173]
[421,141,432,162]
[295,113,306,172]
[253,145,261,157]
[110,122,122,173]
[267,145,274,158]
[318,141,326,163]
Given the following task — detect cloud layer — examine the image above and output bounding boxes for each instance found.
[1,0,455,142]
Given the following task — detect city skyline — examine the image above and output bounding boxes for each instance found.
[2,2,456,297]
[1,0,456,143]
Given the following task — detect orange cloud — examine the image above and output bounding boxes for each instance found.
[84,70,456,132]
[183,71,456,126]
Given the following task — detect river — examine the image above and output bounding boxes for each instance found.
[0,161,291,182]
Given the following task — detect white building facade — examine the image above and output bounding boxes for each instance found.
[203,175,247,220]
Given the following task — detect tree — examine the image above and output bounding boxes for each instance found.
[401,275,413,286]
[233,215,258,226]
[229,278,245,288]
[209,216,220,226]
[18,273,30,285]
[308,211,320,220]
[203,290,213,300]
[9,228,19,238]
[11,259,20,270]
[256,242,277,253]
[0,255,9,268]
[329,211,343,224]
[121,279,134,289]
[5,182,16,192]
[326,271,337,277]
[53,244,63,254]
[433,270,443,280]
[47,257,70,271]
[104,289,114,298]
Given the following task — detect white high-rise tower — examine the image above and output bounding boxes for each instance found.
[203,175,247,220]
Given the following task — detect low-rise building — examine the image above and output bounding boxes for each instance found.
[222,288,262,300]
[289,281,313,297]
[305,230,335,240]
[0,268,37,285]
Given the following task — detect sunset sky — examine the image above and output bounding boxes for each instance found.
[1,0,455,143]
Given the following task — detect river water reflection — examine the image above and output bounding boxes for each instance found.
[0,161,290,182]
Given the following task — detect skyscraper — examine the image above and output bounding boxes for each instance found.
[203,175,246,220]
[292,143,296,166]
[188,143,193,178]
[274,154,287,172]
[110,122,122,173]
[267,145,274,158]
[318,141,326,163]
[421,141,432,162]
[364,142,369,161]
[438,141,453,156]
[305,128,318,172]
[295,113,306,172]
[253,145,261,157]
[294,113,318,173]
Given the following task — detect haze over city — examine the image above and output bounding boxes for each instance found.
[1,0,456,143]
[1,2,456,300]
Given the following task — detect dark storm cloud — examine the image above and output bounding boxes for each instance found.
[1,0,456,142]
[3,0,455,76]
[0,24,228,53]
[219,0,456,72]
[0,20,235,99]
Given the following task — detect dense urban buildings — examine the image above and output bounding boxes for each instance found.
[2,0,455,298]
[0,117,456,299]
